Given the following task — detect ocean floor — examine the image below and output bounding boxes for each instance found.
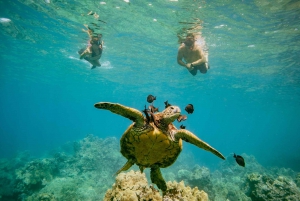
[1,134,300,201]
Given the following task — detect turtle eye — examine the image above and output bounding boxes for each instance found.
[170,106,174,109]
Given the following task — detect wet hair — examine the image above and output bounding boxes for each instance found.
[88,27,94,32]
[186,33,195,38]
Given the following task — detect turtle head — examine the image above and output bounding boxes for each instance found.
[161,106,181,124]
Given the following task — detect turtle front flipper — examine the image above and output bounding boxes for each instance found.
[94,102,145,126]
[150,167,167,192]
[175,129,225,160]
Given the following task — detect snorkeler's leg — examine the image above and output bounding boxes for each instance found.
[94,60,101,67]
[188,67,197,76]
[88,60,101,69]
[89,54,101,61]
[206,63,210,69]
[78,48,85,55]
[198,64,208,74]
[89,55,101,68]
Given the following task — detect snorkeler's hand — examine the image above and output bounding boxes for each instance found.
[186,63,194,71]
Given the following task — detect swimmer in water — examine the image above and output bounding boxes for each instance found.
[177,33,209,76]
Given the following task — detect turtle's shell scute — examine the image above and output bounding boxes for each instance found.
[120,122,182,168]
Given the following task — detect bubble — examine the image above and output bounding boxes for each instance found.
[0,18,11,23]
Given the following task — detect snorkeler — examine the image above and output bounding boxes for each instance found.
[177,33,209,76]
[79,27,104,69]
[79,36,102,69]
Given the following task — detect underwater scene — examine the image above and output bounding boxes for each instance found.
[1,0,300,200]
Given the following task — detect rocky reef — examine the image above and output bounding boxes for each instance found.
[176,165,214,199]
[1,135,124,200]
[296,173,300,188]
[164,180,208,201]
[170,154,300,201]
[0,136,300,201]
[104,170,208,201]
[245,173,300,200]
[0,151,31,201]
[104,170,161,201]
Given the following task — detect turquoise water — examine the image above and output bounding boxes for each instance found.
[0,0,300,175]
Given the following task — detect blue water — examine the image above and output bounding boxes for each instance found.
[0,0,300,172]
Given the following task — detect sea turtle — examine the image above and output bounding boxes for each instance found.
[94,102,225,192]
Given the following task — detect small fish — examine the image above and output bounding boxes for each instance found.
[164,100,172,108]
[234,153,245,167]
[142,105,150,123]
[180,125,186,129]
[185,104,194,114]
[177,115,187,122]
[147,95,156,103]
[149,105,159,113]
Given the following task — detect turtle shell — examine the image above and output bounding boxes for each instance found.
[120,122,182,168]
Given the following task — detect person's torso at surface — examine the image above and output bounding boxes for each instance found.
[182,44,202,63]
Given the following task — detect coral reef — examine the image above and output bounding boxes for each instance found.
[164,180,208,201]
[176,165,214,199]
[173,157,300,201]
[0,151,31,200]
[209,154,261,200]
[0,159,17,200]
[23,135,123,200]
[104,170,209,201]
[1,138,300,201]
[245,173,300,200]
[15,158,58,194]
[296,173,300,188]
[0,135,125,201]
[269,166,298,180]
[26,192,56,201]
[104,170,161,201]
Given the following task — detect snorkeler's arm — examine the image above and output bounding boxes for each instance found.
[79,50,88,59]
[177,48,188,67]
[79,48,92,59]
[191,48,206,66]
[177,48,193,70]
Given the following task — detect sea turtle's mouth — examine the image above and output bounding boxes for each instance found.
[170,112,181,122]
[174,108,181,114]
[169,106,181,114]
[174,112,181,117]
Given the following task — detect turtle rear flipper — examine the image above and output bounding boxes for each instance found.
[94,102,145,126]
[150,167,167,192]
[175,129,225,160]
[115,159,134,175]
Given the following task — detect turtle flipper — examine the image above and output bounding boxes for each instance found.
[175,129,225,160]
[94,102,145,126]
[115,159,134,175]
[150,167,167,192]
